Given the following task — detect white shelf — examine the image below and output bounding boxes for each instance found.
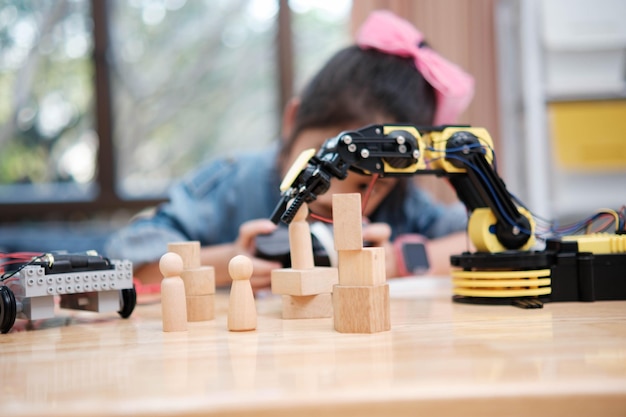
[496,0,626,223]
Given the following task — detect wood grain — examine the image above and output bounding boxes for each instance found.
[1,278,625,417]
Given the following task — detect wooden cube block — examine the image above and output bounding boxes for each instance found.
[338,247,386,286]
[271,267,338,296]
[168,241,201,269]
[332,284,390,333]
[281,294,333,319]
[186,294,214,322]
[181,266,215,296]
[332,193,363,251]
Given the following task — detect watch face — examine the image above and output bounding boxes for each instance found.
[402,242,429,275]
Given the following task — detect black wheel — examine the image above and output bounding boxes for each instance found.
[118,286,137,319]
[0,286,17,334]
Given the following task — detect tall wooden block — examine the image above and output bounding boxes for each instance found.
[332,284,390,333]
[281,294,333,319]
[332,193,363,251]
[338,247,386,286]
[181,266,215,296]
[288,203,315,269]
[271,267,338,296]
[168,241,201,269]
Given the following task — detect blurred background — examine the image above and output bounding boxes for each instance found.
[1,0,625,254]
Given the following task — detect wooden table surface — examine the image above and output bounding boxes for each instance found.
[1,277,625,417]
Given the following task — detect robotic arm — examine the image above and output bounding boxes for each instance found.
[270,124,626,308]
[271,124,535,253]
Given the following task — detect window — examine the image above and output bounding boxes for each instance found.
[290,0,352,90]
[109,0,281,198]
[0,0,351,220]
[0,0,96,204]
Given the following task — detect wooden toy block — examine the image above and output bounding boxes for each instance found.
[167,241,201,269]
[271,267,338,296]
[181,266,215,296]
[338,247,386,286]
[281,294,333,319]
[332,193,363,251]
[159,252,188,332]
[186,294,214,322]
[332,283,390,333]
[227,255,257,332]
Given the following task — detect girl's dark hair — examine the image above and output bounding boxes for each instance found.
[280,45,437,223]
[281,45,436,159]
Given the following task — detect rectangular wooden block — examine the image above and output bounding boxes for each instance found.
[332,283,390,334]
[281,294,333,319]
[338,247,386,286]
[168,241,201,269]
[181,266,215,296]
[186,294,214,322]
[332,193,363,251]
[271,267,338,296]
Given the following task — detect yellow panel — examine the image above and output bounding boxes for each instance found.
[453,287,552,298]
[562,233,626,254]
[548,100,626,171]
[280,148,316,192]
[452,269,551,279]
[467,207,536,253]
[453,278,551,288]
[427,127,495,173]
[382,125,426,172]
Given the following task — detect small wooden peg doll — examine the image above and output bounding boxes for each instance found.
[159,252,188,332]
[227,255,257,331]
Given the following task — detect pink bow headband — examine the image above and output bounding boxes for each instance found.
[356,10,475,125]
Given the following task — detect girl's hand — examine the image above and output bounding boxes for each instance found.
[234,219,282,291]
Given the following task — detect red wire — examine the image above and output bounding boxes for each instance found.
[309,212,333,223]
[362,173,379,212]
[1,259,36,266]
[587,212,620,233]
[1,252,42,258]
[1,253,46,277]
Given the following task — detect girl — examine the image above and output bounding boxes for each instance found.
[105,10,474,290]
